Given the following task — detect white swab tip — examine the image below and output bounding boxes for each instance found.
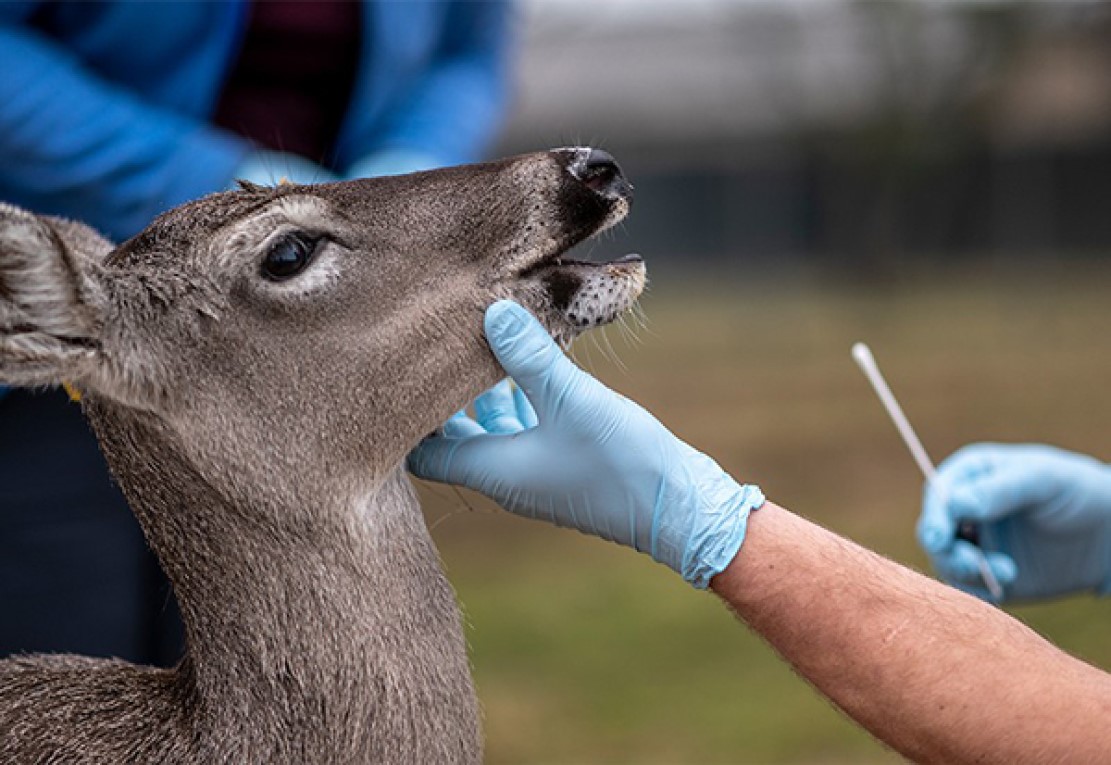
[851,342,874,367]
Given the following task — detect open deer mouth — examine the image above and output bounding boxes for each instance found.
[510,148,647,345]
[520,252,646,339]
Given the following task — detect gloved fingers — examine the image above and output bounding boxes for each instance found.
[442,410,485,438]
[985,551,1019,587]
[918,482,957,554]
[483,300,594,421]
[474,380,528,434]
[931,540,989,582]
[407,432,511,489]
[938,442,1010,477]
[345,149,439,179]
[931,540,1015,595]
[920,442,1055,550]
[919,444,1002,553]
[947,464,1061,524]
[512,381,540,429]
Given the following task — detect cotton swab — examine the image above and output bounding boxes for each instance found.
[851,342,1004,600]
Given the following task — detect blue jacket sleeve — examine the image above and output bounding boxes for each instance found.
[363,1,515,168]
[0,22,250,242]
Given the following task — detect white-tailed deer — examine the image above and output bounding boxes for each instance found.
[0,148,645,763]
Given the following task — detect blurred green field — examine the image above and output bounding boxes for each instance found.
[420,262,1111,764]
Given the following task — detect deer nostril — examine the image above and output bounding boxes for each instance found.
[568,149,632,200]
[578,150,619,192]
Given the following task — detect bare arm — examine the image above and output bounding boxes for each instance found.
[712,501,1111,764]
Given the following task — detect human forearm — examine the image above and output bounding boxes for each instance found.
[713,501,1111,763]
[0,26,246,240]
[368,1,513,167]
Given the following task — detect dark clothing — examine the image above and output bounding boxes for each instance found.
[0,0,512,240]
[0,390,182,665]
[214,1,363,161]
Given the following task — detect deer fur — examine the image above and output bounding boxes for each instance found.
[0,149,644,763]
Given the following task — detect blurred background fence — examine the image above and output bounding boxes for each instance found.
[498,0,1111,273]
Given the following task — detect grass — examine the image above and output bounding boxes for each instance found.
[420,262,1111,764]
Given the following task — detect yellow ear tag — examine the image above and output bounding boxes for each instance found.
[278,177,292,186]
[61,381,83,402]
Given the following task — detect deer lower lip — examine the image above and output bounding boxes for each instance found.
[563,253,644,268]
[528,253,647,332]
[517,252,643,280]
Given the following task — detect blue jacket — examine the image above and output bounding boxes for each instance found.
[0,0,514,242]
[0,0,513,401]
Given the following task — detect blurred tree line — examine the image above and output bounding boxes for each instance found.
[791,1,1111,273]
[502,1,1111,273]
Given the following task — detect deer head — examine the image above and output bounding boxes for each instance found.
[0,148,644,510]
[0,150,645,763]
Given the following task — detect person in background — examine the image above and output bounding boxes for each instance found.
[411,299,1111,763]
[0,0,513,666]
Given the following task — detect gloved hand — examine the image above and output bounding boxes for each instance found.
[345,149,441,180]
[918,443,1111,602]
[408,300,764,589]
[230,149,338,189]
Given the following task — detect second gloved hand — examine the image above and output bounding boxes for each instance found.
[408,300,764,589]
[230,149,338,189]
[345,149,441,179]
[918,443,1111,602]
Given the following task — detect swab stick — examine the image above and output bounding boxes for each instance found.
[851,342,1004,600]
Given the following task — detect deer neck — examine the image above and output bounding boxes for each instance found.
[85,402,481,762]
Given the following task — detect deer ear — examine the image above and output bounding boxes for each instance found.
[0,204,113,389]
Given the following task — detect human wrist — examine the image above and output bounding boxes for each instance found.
[709,499,784,598]
[659,446,765,589]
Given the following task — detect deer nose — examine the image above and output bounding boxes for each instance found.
[563,148,633,202]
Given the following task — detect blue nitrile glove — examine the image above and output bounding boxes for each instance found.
[408,300,765,589]
[230,149,338,189]
[918,443,1111,602]
[345,149,442,180]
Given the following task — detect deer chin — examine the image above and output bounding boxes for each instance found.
[510,253,646,347]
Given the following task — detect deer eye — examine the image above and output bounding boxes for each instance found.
[262,234,320,281]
